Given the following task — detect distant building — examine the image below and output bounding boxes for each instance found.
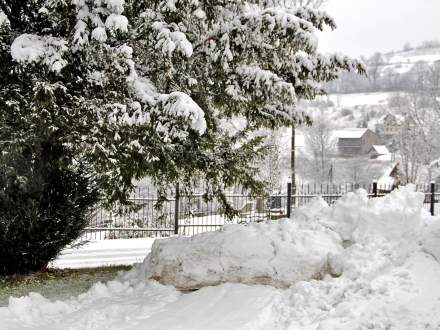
[376,113,404,136]
[336,128,381,156]
[378,162,402,191]
[368,145,390,159]
[382,113,402,135]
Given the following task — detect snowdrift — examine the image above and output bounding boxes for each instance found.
[2,185,440,329]
[141,185,431,289]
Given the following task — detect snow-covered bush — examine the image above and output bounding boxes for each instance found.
[0,144,98,275]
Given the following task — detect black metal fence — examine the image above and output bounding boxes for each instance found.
[82,182,439,240]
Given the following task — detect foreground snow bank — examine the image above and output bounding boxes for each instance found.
[2,253,440,329]
[423,219,440,261]
[141,185,431,289]
[143,220,343,289]
[2,185,440,329]
[317,187,425,244]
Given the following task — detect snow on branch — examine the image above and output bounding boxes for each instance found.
[10,34,68,73]
[242,6,313,32]
[151,21,193,57]
[283,52,366,84]
[122,46,206,136]
[158,92,207,135]
[105,14,128,32]
[234,65,297,102]
[103,0,125,14]
[0,10,9,29]
[291,7,336,30]
[72,0,128,48]
[238,5,318,50]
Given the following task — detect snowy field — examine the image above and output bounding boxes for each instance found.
[2,186,440,329]
[326,92,396,108]
[383,47,440,74]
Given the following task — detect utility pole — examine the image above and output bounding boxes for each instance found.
[329,163,333,184]
[291,124,296,203]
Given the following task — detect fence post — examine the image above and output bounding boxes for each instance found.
[373,180,378,198]
[174,183,180,235]
[287,182,292,218]
[430,181,435,216]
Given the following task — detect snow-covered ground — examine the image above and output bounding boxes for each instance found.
[50,238,156,269]
[382,46,440,74]
[325,92,396,108]
[2,186,440,329]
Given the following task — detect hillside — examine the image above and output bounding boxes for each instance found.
[381,46,440,74]
[326,43,440,95]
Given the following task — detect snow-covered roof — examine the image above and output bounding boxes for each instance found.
[376,154,392,162]
[378,113,394,123]
[377,162,399,187]
[334,128,368,139]
[378,113,405,125]
[377,175,395,187]
[380,162,400,177]
[370,145,390,155]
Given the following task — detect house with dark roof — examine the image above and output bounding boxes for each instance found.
[378,113,404,136]
[335,128,381,156]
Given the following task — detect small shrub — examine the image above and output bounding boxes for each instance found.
[0,143,99,276]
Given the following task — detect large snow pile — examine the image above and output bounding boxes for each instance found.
[141,185,428,289]
[1,185,440,329]
[142,220,343,290]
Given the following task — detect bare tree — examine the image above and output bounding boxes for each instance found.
[303,113,335,182]
[398,94,440,183]
[367,52,384,91]
[403,42,413,51]
[399,116,425,183]
[427,61,440,114]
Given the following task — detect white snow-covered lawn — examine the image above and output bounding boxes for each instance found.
[50,238,156,269]
[326,92,397,108]
[2,185,440,329]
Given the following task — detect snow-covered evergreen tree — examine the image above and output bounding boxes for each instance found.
[0,0,364,273]
[1,0,364,204]
[0,0,364,206]
[127,0,365,193]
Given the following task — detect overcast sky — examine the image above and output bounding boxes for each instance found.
[317,0,440,57]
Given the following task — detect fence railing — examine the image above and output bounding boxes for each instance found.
[82,182,439,240]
